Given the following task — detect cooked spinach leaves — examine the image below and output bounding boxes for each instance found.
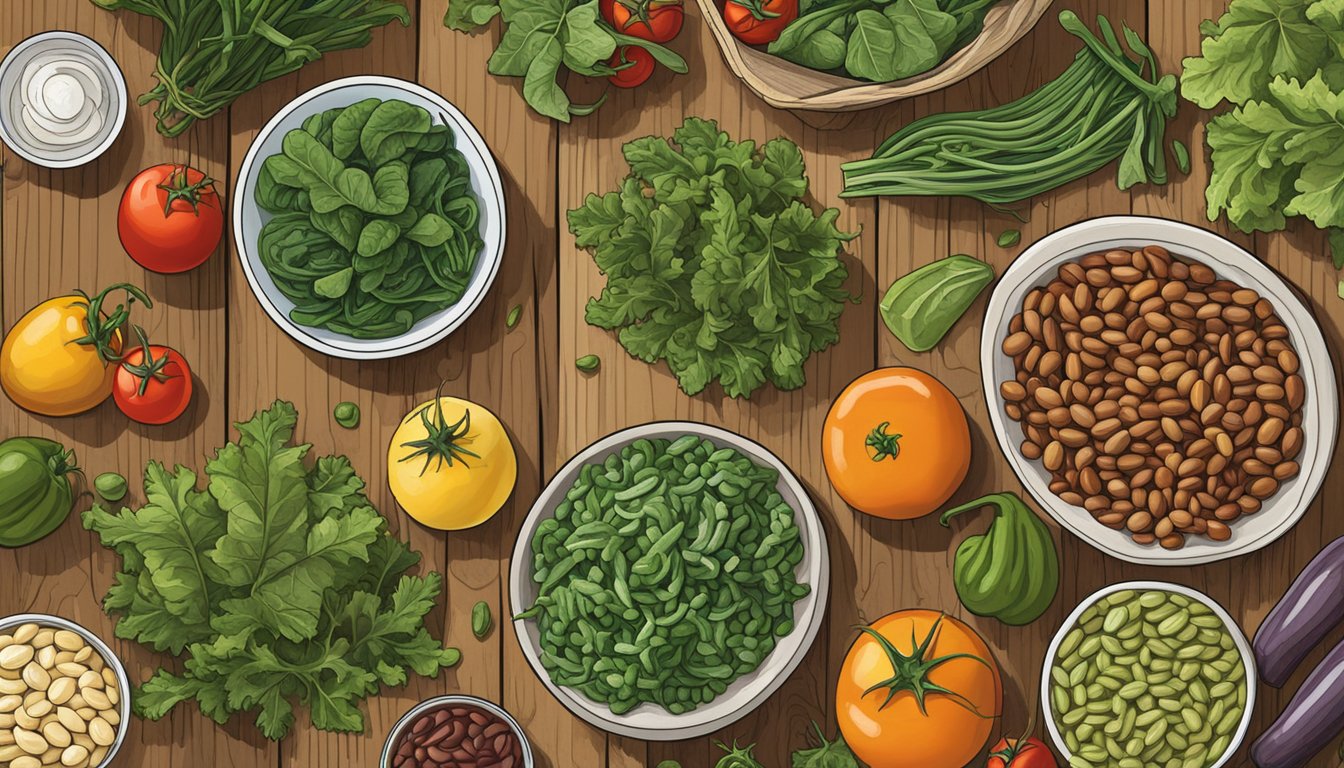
[255,99,483,340]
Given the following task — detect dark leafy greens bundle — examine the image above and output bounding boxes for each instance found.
[568,117,854,399]
[1182,0,1344,267]
[83,402,460,740]
[255,98,483,340]
[90,0,410,137]
[768,0,1005,82]
[445,0,688,122]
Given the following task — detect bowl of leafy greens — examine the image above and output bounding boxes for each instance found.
[233,76,505,360]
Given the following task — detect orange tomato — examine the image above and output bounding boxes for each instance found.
[836,610,1002,768]
[822,367,970,519]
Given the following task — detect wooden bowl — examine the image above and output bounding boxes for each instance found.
[695,0,1056,111]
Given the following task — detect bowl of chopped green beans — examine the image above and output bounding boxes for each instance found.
[1041,581,1255,768]
[233,76,505,360]
[509,422,829,741]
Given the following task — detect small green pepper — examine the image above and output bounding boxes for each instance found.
[939,492,1058,625]
[333,402,360,429]
[94,472,128,502]
[471,601,492,639]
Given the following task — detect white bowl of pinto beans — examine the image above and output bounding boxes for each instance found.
[981,216,1337,566]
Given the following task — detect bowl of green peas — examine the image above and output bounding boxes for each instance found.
[1041,581,1255,768]
[509,421,829,741]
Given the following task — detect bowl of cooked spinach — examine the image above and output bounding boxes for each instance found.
[233,76,505,359]
[509,422,829,740]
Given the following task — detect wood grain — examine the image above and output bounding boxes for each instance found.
[1,0,1342,766]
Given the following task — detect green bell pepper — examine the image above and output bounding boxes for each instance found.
[939,492,1059,625]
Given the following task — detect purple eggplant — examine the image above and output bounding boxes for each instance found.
[1253,536,1344,688]
[1251,635,1344,768]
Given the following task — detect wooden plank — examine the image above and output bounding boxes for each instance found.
[223,7,457,767]
[556,3,878,764]
[1138,4,1344,765]
[0,1,253,765]
[869,0,1146,760]
[417,10,574,768]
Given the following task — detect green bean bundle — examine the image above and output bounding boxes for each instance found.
[841,11,1178,203]
[518,436,811,715]
[255,98,483,339]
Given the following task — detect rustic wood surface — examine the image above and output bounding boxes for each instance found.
[2,0,1342,766]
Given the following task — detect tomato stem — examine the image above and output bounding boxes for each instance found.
[730,0,781,19]
[858,614,995,718]
[69,283,152,365]
[157,165,216,217]
[865,422,903,461]
[399,384,482,476]
[119,326,178,397]
[614,0,681,27]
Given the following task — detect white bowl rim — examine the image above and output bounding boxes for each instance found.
[1039,581,1257,768]
[508,420,830,741]
[378,694,534,768]
[0,30,128,169]
[0,613,132,768]
[231,74,506,360]
[981,215,1339,565]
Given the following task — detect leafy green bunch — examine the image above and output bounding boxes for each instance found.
[83,402,460,740]
[445,0,688,121]
[1183,0,1344,266]
[568,118,855,399]
[91,0,411,137]
[770,0,1005,83]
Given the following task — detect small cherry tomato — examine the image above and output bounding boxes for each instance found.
[608,47,656,88]
[118,164,224,274]
[113,327,193,425]
[987,736,1057,768]
[605,0,684,43]
[723,0,798,46]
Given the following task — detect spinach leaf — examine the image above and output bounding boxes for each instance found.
[332,98,381,160]
[846,10,900,82]
[886,0,957,76]
[314,268,354,299]
[357,220,402,258]
[266,131,410,215]
[360,100,433,166]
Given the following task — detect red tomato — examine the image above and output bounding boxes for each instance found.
[608,47,656,88]
[606,0,683,42]
[723,0,798,45]
[118,164,224,274]
[987,737,1057,768]
[113,329,193,425]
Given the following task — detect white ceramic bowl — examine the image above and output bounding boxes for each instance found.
[1041,581,1256,768]
[0,31,127,168]
[233,76,505,360]
[509,422,829,741]
[982,216,1338,565]
[0,613,132,767]
[379,695,534,768]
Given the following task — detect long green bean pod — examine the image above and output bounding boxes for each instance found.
[841,11,1177,203]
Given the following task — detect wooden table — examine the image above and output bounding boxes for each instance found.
[3,0,1342,766]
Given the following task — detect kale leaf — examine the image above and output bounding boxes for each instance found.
[84,402,460,741]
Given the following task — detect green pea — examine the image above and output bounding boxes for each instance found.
[576,354,600,372]
[94,472,128,502]
[472,601,493,639]
[333,402,360,429]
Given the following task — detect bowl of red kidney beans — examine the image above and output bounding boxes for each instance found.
[381,695,533,768]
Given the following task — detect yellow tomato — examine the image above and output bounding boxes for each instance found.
[1,285,147,417]
[388,395,517,530]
